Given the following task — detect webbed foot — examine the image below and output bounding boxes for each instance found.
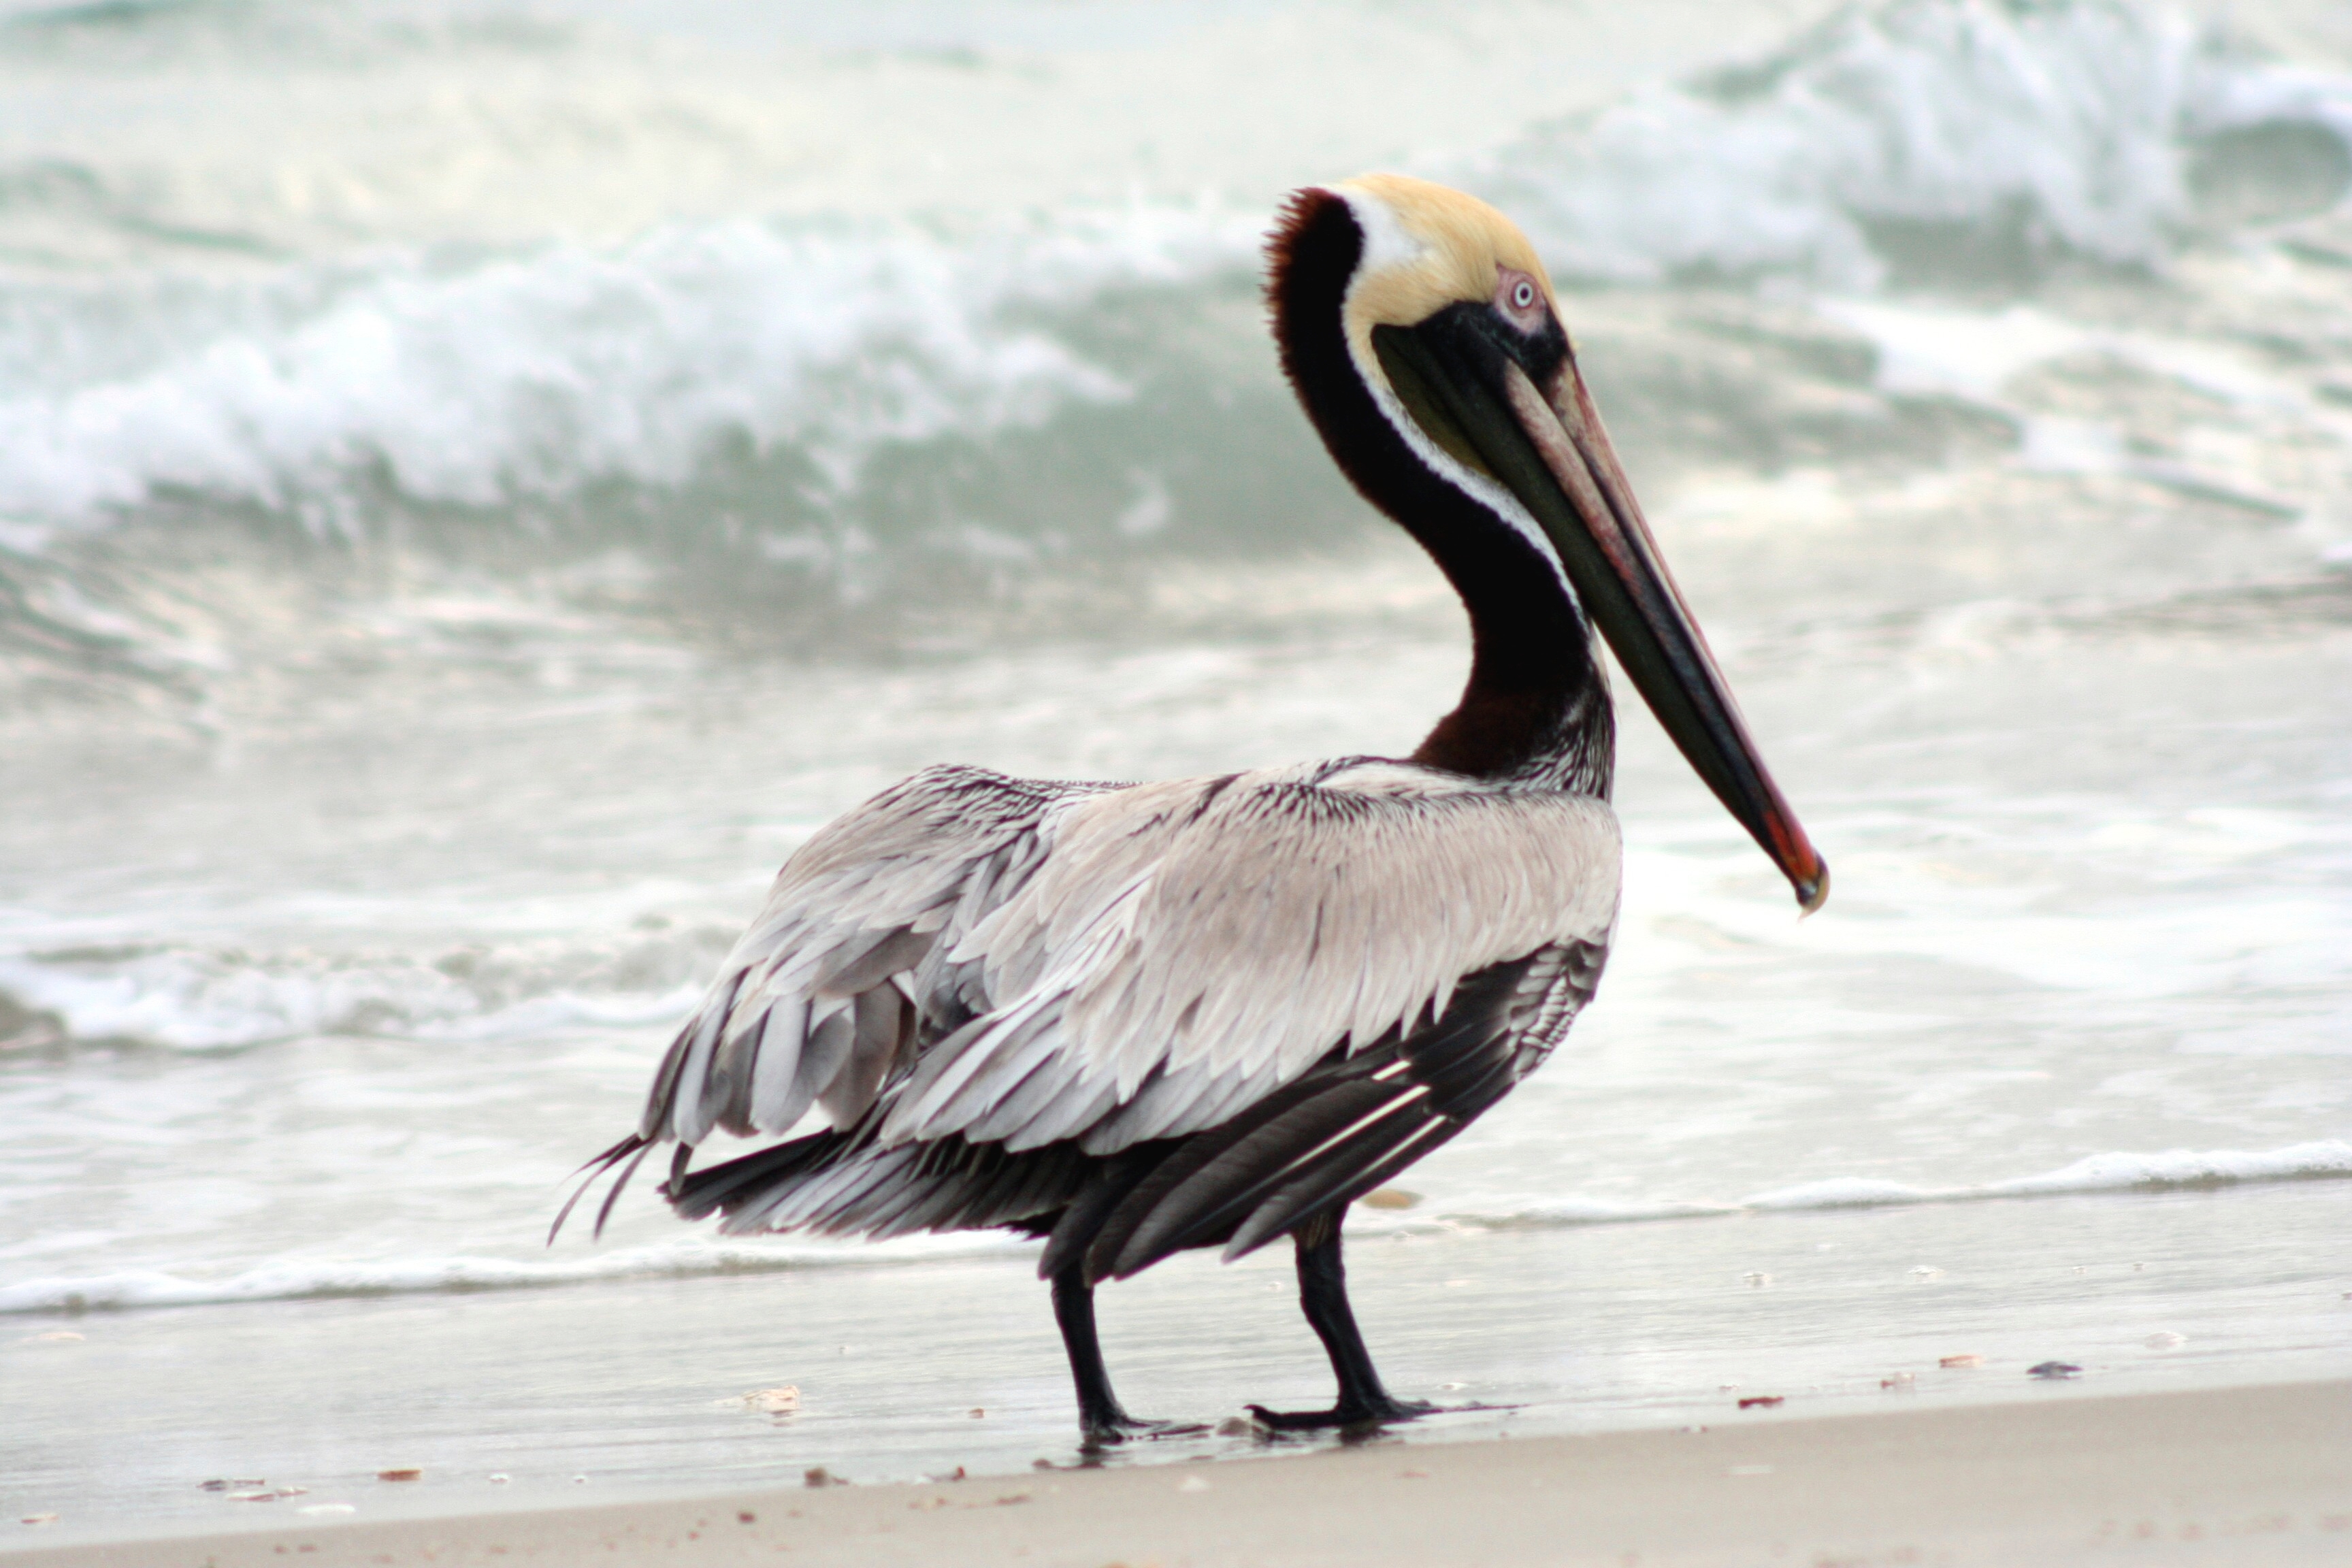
[1243,1394,1436,1432]
[1080,1414,1211,1449]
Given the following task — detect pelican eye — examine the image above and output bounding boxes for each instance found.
[1493,270,1546,332]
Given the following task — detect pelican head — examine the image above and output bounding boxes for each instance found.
[1270,174,1827,913]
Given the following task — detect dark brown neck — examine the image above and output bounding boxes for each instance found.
[1267,188,1613,794]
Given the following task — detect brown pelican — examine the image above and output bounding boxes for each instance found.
[560,174,1826,1441]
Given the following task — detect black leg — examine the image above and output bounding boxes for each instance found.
[1051,1262,1202,1446]
[1247,1210,1435,1430]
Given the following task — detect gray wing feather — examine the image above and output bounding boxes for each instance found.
[637,765,1109,1145]
[874,759,1620,1156]
[789,1004,857,1122]
[642,757,1618,1175]
[818,987,911,1127]
[745,1000,808,1130]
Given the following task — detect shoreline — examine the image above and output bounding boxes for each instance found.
[12,1377,2347,1567]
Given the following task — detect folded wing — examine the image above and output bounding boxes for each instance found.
[635,757,1618,1254]
[875,758,1620,1157]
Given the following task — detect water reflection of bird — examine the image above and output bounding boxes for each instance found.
[559,175,1827,1441]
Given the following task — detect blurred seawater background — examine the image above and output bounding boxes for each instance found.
[1,0,2348,1533]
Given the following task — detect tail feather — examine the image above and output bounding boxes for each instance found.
[665,1124,1091,1243]
[668,1129,850,1222]
[548,1134,653,1245]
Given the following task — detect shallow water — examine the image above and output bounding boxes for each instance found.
[3,0,2351,1537]
[9,1184,2348,1528]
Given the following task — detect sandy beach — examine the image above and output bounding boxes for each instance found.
[12,1379,2347,1567]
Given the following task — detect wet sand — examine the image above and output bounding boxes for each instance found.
[12,1378,2347,1567]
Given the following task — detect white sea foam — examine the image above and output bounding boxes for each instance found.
[1819,301,2095,404]
[0,202,1252,530]
[1984,1141,2352,1194]
[1738,1143,2352,1212]
[1798,295,2328,516]
[5,1142,2337,1317]
[0,932,714,1049]
[1740,1177,1934,1211]
[1480,1196,1737,1228]
[1454,1144,2352,1233]
[1486,0,2352,288]
[0,1232,1029,1317]
[1616,813,2352,1013]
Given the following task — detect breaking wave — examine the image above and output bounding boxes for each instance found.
[0,202,1257,539]
[0,924,731,1051]
[1,0,2348,644]
[1483,0,2352,288]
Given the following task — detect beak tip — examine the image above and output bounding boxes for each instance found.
[1794,861,1830,918]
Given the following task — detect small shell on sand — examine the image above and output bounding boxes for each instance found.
[1939,1354,1985,1369]
[1881,1373,1916,1389]
[1908,1267,1945,1282]
[227,1492,276,1503]
[804,1467,844,1488]
[2144,1332,2187,1350]
[1742,1272,1771,1287]
[376,1469,423,1483]
[740,1386,802,1414]
[1358,1188,1420,1210]
[19,1516,59,1526]
[488,1473,511,1484]
[2028,1360,2082,1379]
[1737,1396,1784,1409]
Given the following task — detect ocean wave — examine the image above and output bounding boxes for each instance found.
[0,925,730,1050]
[1723,1141,2352,1213]
[1482,0,2352,289]
[0,1231,1030,1316]
[5,3,2347,555]
[2,0,2349,701]
[0,203,1254,532]
[1470,1196,1738,1229]
[1983,1141,2352,1194]
[7,1142,2340,1317]
[1444,1142,2352,1231]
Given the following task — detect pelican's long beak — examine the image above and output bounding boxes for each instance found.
[1374,321,1829,913]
